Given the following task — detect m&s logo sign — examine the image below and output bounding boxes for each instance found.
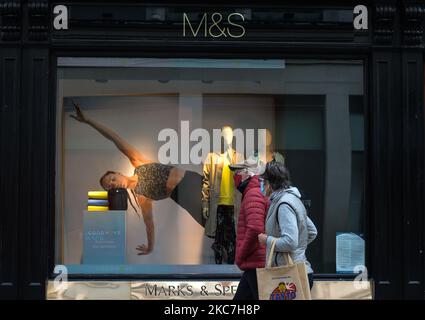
[183,13,246,38]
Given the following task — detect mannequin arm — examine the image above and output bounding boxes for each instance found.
[86,118,151,167]
[136,197,155,255]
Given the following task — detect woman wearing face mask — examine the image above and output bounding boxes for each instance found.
[230,157,269,300]
[258,161,318,290]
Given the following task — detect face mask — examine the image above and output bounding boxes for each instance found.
[260,179,271,196]
[260,180,266,195]
[233,174,243,188]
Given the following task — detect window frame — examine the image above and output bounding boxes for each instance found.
[49,51,370,281]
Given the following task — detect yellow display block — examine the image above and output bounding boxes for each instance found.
[87,206,109,211]
[88,191,108,200]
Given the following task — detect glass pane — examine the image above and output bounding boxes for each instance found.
[55,58,365,275]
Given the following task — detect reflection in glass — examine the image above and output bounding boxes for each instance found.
[56,58,364,275]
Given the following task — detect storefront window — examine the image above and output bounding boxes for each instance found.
[55,58,365,275]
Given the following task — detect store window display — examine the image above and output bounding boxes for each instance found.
[56,58,365,275]
[202,126,243,264]
[70,101,203,256]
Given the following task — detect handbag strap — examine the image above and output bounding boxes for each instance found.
[271,199,298,267]
[267,238,294,268]
[266,239,277,268]
[286,253,294,266]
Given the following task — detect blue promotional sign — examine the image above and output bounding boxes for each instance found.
[83,210,127,264]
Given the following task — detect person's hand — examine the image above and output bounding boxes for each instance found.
[136,244,152,255]
[258,233,268,245]
[70,100,88,123]
[202,207,209,219]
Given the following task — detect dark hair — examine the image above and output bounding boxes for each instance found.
[99,170,141,219]
[261,161,291,191]
[99,170,116,190]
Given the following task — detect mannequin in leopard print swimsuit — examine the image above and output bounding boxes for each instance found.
[71,102,203,255]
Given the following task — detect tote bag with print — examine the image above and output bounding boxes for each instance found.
[256,239,312,300]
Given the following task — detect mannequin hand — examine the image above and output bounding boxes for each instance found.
[70,101,88,123]
[202,207,209,219]
[136,244,152,255]
[258,233,268,245]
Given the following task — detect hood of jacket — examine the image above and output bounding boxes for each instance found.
[270,186,301,202]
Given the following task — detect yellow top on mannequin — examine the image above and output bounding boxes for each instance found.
[218,151,234,205]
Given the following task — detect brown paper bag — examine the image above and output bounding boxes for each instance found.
[256,239,312,300]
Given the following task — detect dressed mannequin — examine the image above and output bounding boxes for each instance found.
[202,126,243,264]
[265,129,285,164]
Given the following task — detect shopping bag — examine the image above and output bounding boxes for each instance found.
[256,239,312,300]
[296,259,312,300]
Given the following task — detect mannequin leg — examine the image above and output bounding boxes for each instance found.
[170,170,203,226]
[212,205,226,264]
[223,205,236,264]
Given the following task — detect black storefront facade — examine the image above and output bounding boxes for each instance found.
[0,0,424,300]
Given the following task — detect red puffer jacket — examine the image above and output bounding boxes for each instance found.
[235,176,269,271]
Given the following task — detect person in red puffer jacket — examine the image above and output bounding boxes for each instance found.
[230,157,269,300]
